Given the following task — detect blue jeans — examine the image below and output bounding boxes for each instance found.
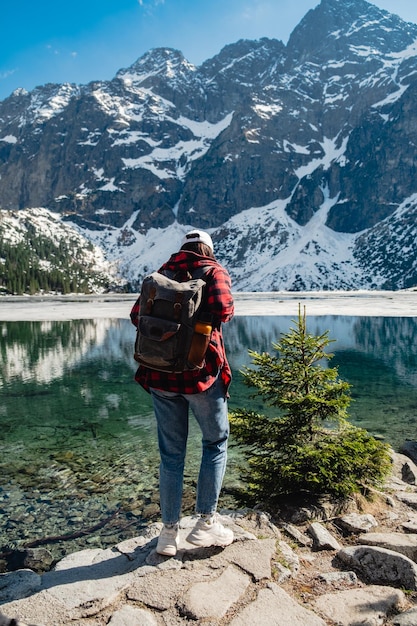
[150,376,229,525]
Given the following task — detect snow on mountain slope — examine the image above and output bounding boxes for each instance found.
[0,208,118,291]
[1,0,417,292]
[121,112,234,180]
[70,190,365,292]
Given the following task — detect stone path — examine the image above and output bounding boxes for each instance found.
[3,451,417,625]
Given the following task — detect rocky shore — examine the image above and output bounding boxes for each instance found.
[3,445,417,625]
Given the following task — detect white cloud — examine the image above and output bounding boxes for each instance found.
[138,0,165,6]
[0,69,16,80]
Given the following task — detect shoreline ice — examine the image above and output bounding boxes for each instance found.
[1,290,417,320]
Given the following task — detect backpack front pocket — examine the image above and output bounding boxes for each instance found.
[135,316,182,369]
[138,315,180,342]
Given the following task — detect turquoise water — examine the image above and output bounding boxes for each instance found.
[1,315,417,568]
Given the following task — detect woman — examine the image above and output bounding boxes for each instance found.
[130,229,235,556]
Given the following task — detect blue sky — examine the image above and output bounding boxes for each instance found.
[1,0,416,101]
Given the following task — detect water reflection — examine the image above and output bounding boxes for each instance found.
[1,315,417,568]
[225,315,417,448]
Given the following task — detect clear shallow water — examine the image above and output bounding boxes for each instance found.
[1,315,417,568]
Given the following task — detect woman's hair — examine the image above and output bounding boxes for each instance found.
[181,242,215,258]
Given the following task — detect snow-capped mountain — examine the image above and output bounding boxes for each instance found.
[1,0,417,292]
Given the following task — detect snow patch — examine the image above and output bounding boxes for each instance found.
[0,135,17,144]
[121,112,233,179]
[252,103,283,119]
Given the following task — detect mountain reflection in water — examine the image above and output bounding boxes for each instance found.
[1,315,417,567]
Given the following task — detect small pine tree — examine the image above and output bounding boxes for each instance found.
[230,307,392,505]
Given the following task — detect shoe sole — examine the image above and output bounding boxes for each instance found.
[157,547,177,556]
[186,532,234,548]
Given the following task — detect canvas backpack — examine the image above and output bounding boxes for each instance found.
[134,266,212,373]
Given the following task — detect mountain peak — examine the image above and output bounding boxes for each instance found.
[116,47,197,86]
[287,0,417,61]
[199,37,286,85]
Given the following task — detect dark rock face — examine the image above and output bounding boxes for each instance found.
[1,0,417,290]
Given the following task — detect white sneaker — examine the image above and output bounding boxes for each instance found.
[157,523,179,556]
[186,515,234,548]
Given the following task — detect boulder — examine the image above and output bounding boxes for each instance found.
[338,545,417,590]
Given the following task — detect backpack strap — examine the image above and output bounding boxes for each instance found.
[145,285,157,315]
[173,292,184,321]
[192,267,212,323]
[161,265,212,282]
[192,266,211,281]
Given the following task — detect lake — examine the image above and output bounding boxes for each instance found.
[1,313,417,568]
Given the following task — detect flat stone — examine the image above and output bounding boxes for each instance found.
[396,493,417,509]
[127,569,195,611]
[108,605,158,625]
[229,582,327,626]
[308,522,341,551]
[402,520,417,533]
[0,589,69,625]
[216,537,276,581]
[387,476,412,491]
[282,523,313,547]
[314,585,407,626]
[41,547,143,614]
[179,565,251,620]
[336,513,378,533]
[149,553,183,571]
[188,535,274,582]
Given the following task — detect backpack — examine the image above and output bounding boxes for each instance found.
[134,266,212,373]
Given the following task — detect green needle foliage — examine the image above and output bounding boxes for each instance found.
[230,307,391,505]
[0,232,109,295]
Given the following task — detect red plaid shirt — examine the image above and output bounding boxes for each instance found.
[130,250,234,395]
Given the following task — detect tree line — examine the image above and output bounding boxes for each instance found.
[0,228,108,295]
